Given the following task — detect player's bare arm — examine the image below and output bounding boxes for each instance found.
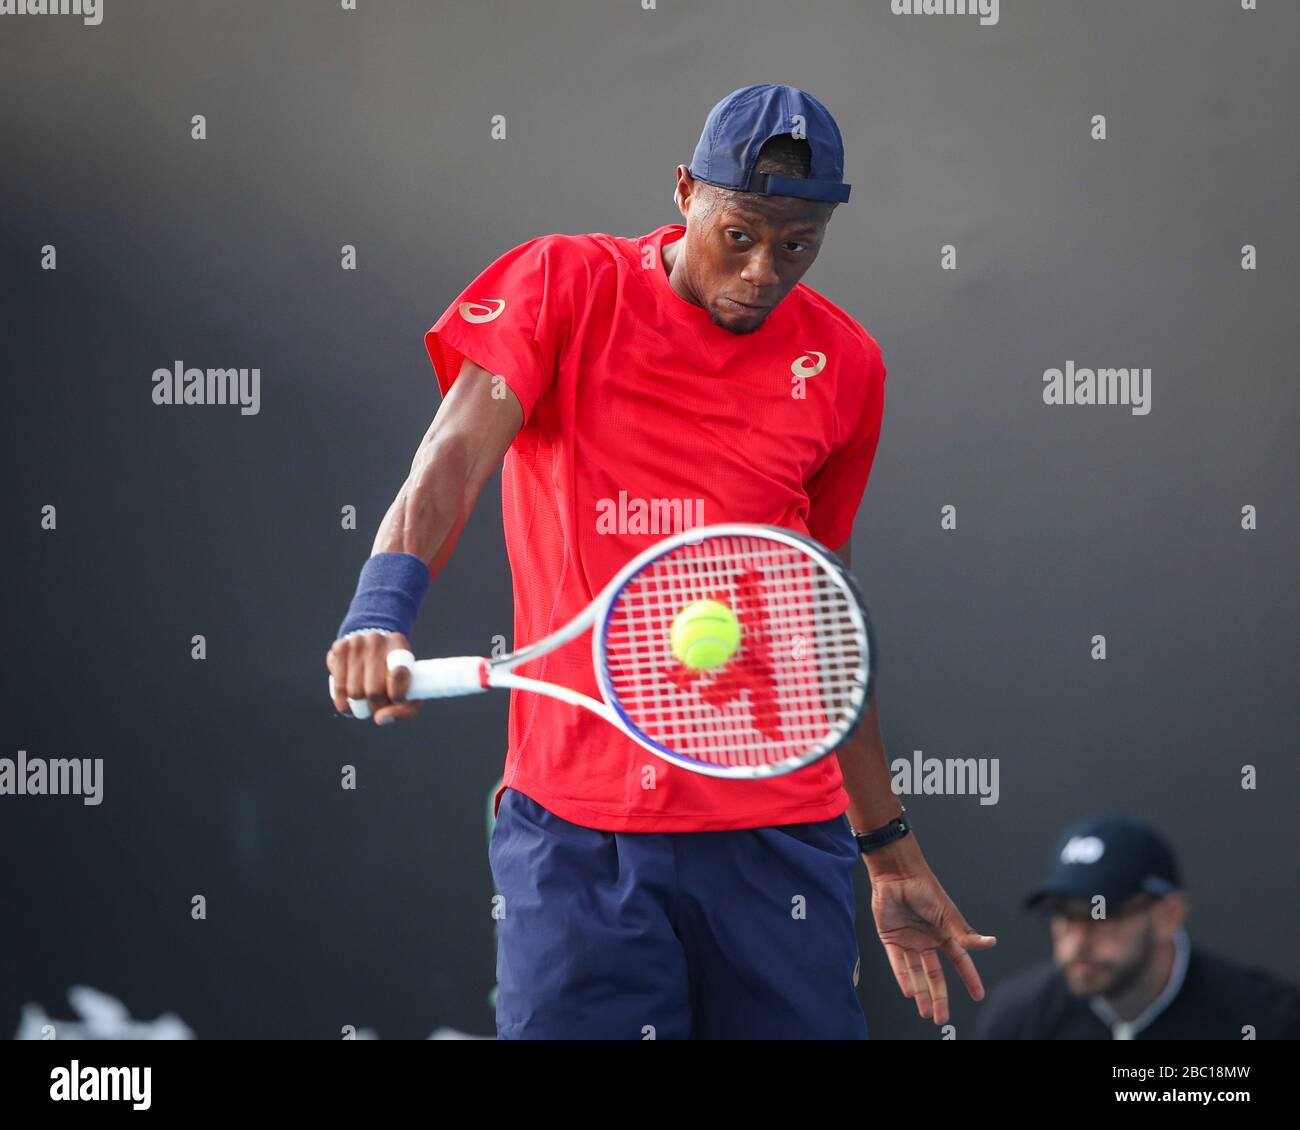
[326,359,521,724]
[832,537,998,1027]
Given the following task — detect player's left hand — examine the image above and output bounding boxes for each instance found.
[866,858,997,1027]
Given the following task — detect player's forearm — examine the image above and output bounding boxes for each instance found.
[371,432,480,577]
[837,691,929,878]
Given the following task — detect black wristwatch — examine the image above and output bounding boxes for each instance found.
[851,806,910,854]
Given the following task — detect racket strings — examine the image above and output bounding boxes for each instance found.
[602,535,868,770]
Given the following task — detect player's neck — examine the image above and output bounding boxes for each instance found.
[661,238,701,308]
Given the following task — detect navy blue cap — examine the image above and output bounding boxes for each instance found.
[1025,814,1182,911]
[688,84,851,205]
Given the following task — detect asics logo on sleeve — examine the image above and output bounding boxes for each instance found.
[791,351,827,378]
[458,298,507,323]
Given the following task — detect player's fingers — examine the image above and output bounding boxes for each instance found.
[942,934,991,1002]
[364,632,395,712]
[372,701,421,726]
[947,917,997,952]
[386,644,414,704]
[884,945,915,1000]
[920,949,950,1025]
[906,956,932,1019]
[325,637,373,718]
[329,644,356,715]
[330,675,350,715]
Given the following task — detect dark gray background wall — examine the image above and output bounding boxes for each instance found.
[2,0,1296,1039]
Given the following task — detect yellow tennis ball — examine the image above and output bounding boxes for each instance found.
[670,599,741,669]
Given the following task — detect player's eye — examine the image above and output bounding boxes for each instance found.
[726,229,752,244]
[786,242,808,253]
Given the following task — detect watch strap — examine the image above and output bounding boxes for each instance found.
[852,806,911,854]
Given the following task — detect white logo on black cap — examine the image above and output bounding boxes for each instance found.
[1060,835,1105,864]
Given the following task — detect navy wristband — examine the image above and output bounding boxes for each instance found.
[337,552,431,640]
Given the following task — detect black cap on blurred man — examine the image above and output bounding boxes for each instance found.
[973,814,1300,1039]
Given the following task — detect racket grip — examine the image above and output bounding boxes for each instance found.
[405,656,489,700]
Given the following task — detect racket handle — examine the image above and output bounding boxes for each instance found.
[404,656,490,700]
[329,656,487,720]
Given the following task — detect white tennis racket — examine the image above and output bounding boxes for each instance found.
[330,523,874,779]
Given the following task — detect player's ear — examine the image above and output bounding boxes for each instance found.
[673,166,689,216]
[675,166,705,220]
[1159,892,1190,932]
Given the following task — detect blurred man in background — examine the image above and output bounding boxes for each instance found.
[974,814,1300,1039]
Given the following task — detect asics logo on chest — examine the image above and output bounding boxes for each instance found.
[791,351,827,378]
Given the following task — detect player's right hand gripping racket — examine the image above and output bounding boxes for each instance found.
[330,523,874,779]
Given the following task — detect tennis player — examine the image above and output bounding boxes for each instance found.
[327,83,995,1039]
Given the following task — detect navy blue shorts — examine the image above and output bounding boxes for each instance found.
[488,787,869,1040]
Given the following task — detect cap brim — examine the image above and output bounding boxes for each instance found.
[1024,886,1069,912]
[1025,879,1161,912]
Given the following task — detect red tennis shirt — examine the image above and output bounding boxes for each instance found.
[425,223,887,832]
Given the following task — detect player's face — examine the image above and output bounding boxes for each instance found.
[1047,896,1160,998]
[678,174,832,334]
